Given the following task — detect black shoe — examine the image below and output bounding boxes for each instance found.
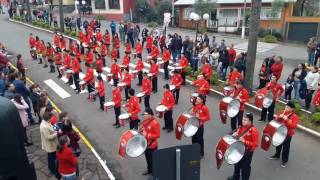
[43,64,48,68]
[269,155,280,160]
[167,129,173,133]
[281,162,287,168]
[162,126,167,130]
[142,170,151,175]
[258,119,265,122]
[25,142,33,146]
[227,176,234,180]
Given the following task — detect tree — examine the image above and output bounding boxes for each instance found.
[194,0,217,17]
[134,0,152,22]
[270,0,284,34]
[244,0,262,93]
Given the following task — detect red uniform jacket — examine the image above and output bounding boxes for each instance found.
[69,42,76,53]
[103,33,111,45]
[85,51,94,65]
[96,80,105,97]
[96,32,103,42]
[140,116,160,149]
[271,62,283,80]
[75,49,82,61]
[193,79,210,95]
[125,44,131,53]
[111,49,118,59]
[87,27,93,39]
[180,56,189,71]
[135,42,143,54]
[101,45,107,56]
[228,71,243,86]
[84,67,95,85]
[63,53,72,69]
[96,59,103,73]
[29,36,35,48]
[275,110,299,136]
[313,89,320,106]
[146,36,153,49]
[113,37,120,49]
[171,74,183,89]
[125,96,141,120]
[112,88,122,108]
[123,72,132,86]
[151,46,159,58]
[142,79,152,95]
[161,90,175,110]
[60,38,66,49]
[53,35,60,47]
[79,31,85,43]
[265,82,284,100]
[202,64,213,79]
[56,145,78,175]
[72,58,80,73]
[122,55,130,67]
[231,87,249,111]
[236,125,259,152]
[150,63,159,76]
[192,104,210,126]
[162,49,171,62]
[46,47,54,59]
[55,52,62,65]
[228,48,237,63]
[111,63,122,79]
[135,59,144,72]
[39,42,46,55]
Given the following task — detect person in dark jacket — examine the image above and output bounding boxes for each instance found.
[292,63,307,100]
[315,42,320,67]
[234,52,247,77]
[284,74,294,101]
[219,48,229,80]
[29,84,41,123]
[176,35,183,60]
[141,27,149,48]
[76,17,82,31]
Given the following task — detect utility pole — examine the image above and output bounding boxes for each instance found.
[26,0,32,22]
[241,0,247,39]
[171,0,174,26]
[244,0,262,93]
[59,0,64,32]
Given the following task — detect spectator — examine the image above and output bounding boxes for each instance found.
[270,56,283,81]
[110,20,116,37]
[307,37,317,66]
[315,41,320,67]
[292,63,307,100]
[40,111,60,178]
[141,27,148,48]
[0,73,5,96]
[56,135,78,180]
[4,82,15,99]
[210,36,217,50]
[219,48,229,80]
[203,33,209,46]
[127,25,134,48]
[176,35,183,60]
[218,39,227,52]
[119,22,125,43]
[284,74,294,101]
[305,66,320,109]
[228,44,237,68]
[29,84,41,123]
[210,48,219,67]
[258,61,268,89]
[76,16,82,31]
[16,54,25,77]
[11,94,33,146]
[200,43,209,65]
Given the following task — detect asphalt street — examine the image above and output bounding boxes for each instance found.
[1,15,320,180]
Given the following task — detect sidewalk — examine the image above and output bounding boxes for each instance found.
[26,124,109,180]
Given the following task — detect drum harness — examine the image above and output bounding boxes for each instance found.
[234,125,253,151]
[139,117,157,148]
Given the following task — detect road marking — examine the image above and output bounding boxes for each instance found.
[234,42,278,53]
[44,79,71,99]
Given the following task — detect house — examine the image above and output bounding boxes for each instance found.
[174,0,320,42]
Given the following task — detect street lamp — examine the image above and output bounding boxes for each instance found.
[75,0,79,14]
[189,12,210,47]
[163,12,171,37]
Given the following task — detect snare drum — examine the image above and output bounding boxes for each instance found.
[215,135,245,169]
[59,66,65,76]
[261,120,288,151]
[107,74,113,82]
[219,97,240,124]
[119,113,131,127]
[136,92,146,103]
[223,86,233,96]
[104,101,115,112]
[190,92,199,104]
[89,91,97,102]
[147,73,154,79]
[118,130,147,158]
[130,70,138,79]
[174,65,183,73]
[155,105,168,118]
[169,84,176,92]
[157,60,164,69]
[117,82,127,91]
[175,113,199,140]
[79,81,86,91]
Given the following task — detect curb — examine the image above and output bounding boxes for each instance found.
[9,19,320,139]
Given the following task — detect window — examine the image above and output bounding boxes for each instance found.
[109,0,120,9]
[260,7,282,20]
[183,7,193,20]
[292,0,320,17]
[95,0,106,10]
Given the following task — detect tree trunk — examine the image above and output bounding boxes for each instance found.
[244,0,262,94]
[59,0,64,32]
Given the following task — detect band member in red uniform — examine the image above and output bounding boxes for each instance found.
[142,73,152,109]
[228,113,259,180]
[95,54,103,76]
[146,33,153,54]
[112,85,122,128]
[227,67,243,87]
[47,42,55,73]
[269,101,299,167]
[161,84,176,132]
[150,45,160,60]
[191,94,210,157]
[141,108,160,175]
[38,40,46,65]
[95,29,103,42]
[111,47,118,60]
[135,58,144,86]
[122,68,132,101]
[29,33,36,49]
[201,60,213,84]
[96,76,105,110]
[53,32,60,48]
[122,53,130,70]
[192,75,210,103]
[124,89,141,130]
[63,50,72,84]
[100,44,107,67]
[55,48,63,78]
[162,46,171,80]
[180,54,189,84]
[230,80,249,131]
[113,33,120,59]
[103,30,111,54]
[150,59,159,93]
[135,39,143,58]
[85,48,94,67]
[125,42,131,55]
[111,59,122,86]
[83,64,95,97]
[171,70,183,104]
[60,35,67,50]
[71,54,81,93]
[259,75,284,122]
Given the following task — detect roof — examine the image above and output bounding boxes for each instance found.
[174,0,295,6]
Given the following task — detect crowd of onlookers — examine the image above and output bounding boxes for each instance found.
[0,44,80,179]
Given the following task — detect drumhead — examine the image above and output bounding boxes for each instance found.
[79,81,85,85]
[184,116,199,137]
[118,82,126,87]
[107,73,113,77]
[175,66,182,70]
[104,101,115,107]
[136,92,145,97]
[169,85,176,91]
[156,105,167,112]
[223,135,245,165]
[119,113,130,119]
[147,56,152,59]
[227,99,240,118]
[224,86,232,91]
[272,125,288,146]
[148,73,153,77]
[66,70,73,74]
[191,92,199,97]
[263,92,274,108]
[126,134,147,157]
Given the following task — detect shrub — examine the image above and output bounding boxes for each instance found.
[311,112,320,124]
[263,35,278,43]
[32,20,38,26]
[53,27,60,32]
[94,15,105,21]
[271,31,282,40]
[65,29,71,35]
[147,21,158,28]
[198,27,207,34]
[258,28,268,38]
[71,31,77,37]
[185,66,193,76]
[291,99,302,115]
[210,72,219,85]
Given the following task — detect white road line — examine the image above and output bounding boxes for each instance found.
[44,79,71,99]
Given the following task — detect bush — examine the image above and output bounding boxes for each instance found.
[32,20,38,26]
[263,35,278,43]
[94,15,105,21]
[198,27,207,34]
[258,28,268,38]
[65,29,71,35]
[292,99,302,115]
[311,112,320,124]
[210,72,219,85]
[147,21,159,28]
[185,66,193,76]
[71,31,77,37]
[271,31,282,40]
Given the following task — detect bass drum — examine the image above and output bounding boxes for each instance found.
[261,120,288,151]
[215,135,245,169]
[255,88,274,108]
[118,130,147,158]
[219,97,240,124]
[175,113,199,140]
